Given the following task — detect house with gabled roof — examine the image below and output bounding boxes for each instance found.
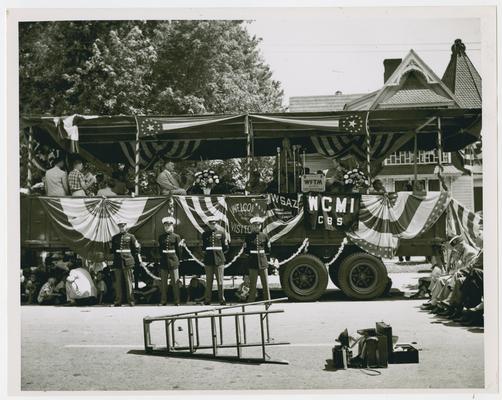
[289,39,482,211]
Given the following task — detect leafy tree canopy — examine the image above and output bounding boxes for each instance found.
[19,20,284,115]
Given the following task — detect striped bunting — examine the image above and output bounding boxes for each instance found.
[311,132,414,162]
[175,196,231,241]
[346,191,451,258]
[446,199,483,250]
[263,194,303,243]
[38,197,169,262]
[119,140,201,168]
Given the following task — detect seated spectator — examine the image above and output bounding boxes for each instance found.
[24,273,38,304]
[94,271,107,305]
[97,179,118,197]
[187,276,206,303]
[157,160,187,195]
[110,171,129,195]
[325,159,346,193]
[370,179,387,194]
[235,275,250,303]
[65,264,98,305]
[37,277,64,305]
[212,171,244,195]
[134,273,161,304]
[68,159,96,196]
[421,236,483,325]
[45,156,69,196]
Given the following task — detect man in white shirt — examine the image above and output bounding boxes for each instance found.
[44,157,69,196]
[156,160,186,195]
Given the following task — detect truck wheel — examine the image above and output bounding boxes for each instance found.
[281,254,328,302]
[337,252,388,300]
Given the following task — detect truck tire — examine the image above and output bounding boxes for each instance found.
[280,254,328,302]
[337,252,388,300]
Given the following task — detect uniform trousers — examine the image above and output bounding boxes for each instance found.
[248,268,270,302]
[204,264,225,303]
[113,267,134,305]
[160,268,180,304]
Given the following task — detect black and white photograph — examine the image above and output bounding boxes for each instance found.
[3,3,499,397]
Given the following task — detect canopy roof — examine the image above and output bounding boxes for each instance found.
[21,108,481,168]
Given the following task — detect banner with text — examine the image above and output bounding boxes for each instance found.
[304,194,360,231]
[226,196,268,236]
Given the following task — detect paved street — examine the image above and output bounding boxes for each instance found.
[21,260,484,391]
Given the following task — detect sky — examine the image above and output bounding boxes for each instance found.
[245,17,481,107]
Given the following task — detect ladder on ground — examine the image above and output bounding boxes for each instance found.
[143,298,289,364]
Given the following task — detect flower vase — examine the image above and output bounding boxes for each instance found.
[203,187,211,195]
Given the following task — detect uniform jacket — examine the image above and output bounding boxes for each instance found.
[201,228,228,266]
[158,231,182,270]
[111,232,140,269]
[244,231,271,269]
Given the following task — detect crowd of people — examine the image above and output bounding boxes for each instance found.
[415,235,484,327]
[21,253,211,307]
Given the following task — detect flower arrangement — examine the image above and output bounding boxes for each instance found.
[343,168,370,190]
[194,169,220,191]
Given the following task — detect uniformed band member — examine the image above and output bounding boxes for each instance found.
[158,216,182,306]
[110,219,141,306]
[202,216,229,305]
[244,216,271,302]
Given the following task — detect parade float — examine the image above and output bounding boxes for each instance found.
[20,108,482,301]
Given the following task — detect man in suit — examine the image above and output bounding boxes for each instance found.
[202,216,228,305]
[110,219,141,306]
[158,216,182,306]
[244,216,271,302]
[156,160,186,195]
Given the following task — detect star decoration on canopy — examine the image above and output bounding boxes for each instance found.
[340,114,364,134]
[137,117,164,136]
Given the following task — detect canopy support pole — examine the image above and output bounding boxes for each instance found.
[277,147,281,193]
[437,117,443,174]
[365,112,371,194]
[413,132,418,183]
[245,114,251,195]
[134,119,140,196]
[292,145,297,193]
[27,127,33,192]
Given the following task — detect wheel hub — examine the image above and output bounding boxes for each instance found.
[289,264,319,295]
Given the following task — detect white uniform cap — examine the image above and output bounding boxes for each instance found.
[250,216,265,224]
[207,215,220,222]
[162,216,176,225]
[116,219,128,226]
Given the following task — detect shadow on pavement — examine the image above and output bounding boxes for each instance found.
[127,349,285,365]
[414,306,484,333]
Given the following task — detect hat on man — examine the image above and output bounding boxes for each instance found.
[116,219,128,226]
[250,216,265,224]
[162,216,176,225]
[207,215,220,223]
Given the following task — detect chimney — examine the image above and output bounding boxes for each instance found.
[384,58,402,82]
